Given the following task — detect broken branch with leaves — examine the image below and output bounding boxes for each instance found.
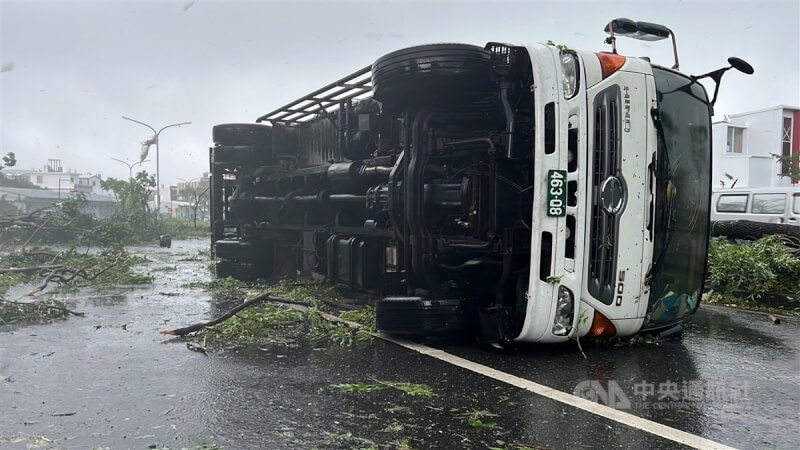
[25,253,124,296]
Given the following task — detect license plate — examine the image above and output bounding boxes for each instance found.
[546,170,567,217]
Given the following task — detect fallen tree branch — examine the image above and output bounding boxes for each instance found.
[0,264,64,274]
[159,293,311,336]
[0,298,84,317]
[21,216,52,250]
[711,220,800,250]
[316,310,366,329]
[25,254,123,296]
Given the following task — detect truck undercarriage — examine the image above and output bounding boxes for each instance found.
[210,43,536,338]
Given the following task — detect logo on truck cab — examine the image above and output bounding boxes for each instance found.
[623,86,631,132]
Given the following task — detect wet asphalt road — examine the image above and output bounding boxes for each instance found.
[1,240,798,450]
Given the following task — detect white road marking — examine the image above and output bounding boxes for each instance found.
[378,334,737,450]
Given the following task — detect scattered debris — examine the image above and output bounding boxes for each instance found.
[459,410,500,429]
[769,314,781,324]
[329,379,436,398]
[0,298,83,325]
[186,342,208,355]
[50,411,77,417]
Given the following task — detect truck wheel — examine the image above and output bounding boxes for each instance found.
[212,123,272,147]
[215,259,268,281]
[375,296,478,336]
[214,239,267,261]
[212,145,267,166]
[371,43,493,108]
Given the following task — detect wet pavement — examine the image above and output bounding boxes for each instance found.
[1,240,798,449]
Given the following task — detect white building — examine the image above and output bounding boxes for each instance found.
[4,160,107,196]
[712,105,800,188]
[75,173,105,195]
[0,187,118,219]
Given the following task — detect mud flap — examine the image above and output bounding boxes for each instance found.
[477,306,513,347]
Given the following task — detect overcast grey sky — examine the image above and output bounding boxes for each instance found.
[1,0,798,188]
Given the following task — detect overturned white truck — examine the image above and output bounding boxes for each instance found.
[209,19,752,345]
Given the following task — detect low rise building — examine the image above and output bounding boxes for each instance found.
[0,187,118,219]
[712,105,800,188]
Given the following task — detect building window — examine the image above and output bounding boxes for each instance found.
[717,194,748,212]
[751,193,786,214]
[36,175,43,184]
[783,117,793,175]
[793,193,800,214]
[726,126,744,153]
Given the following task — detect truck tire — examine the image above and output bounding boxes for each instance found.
[215,259,268,281]
[372,43,493,108]
[212,123,272,147]
[214,239,267,261]
[212,145,271,166]
[375,296,478,336]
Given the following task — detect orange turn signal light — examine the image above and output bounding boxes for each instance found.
[588,311,617,337]
[596,52,626,79]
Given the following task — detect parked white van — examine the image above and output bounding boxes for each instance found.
[712,187,800,225]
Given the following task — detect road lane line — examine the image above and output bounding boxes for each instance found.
[378,334,736,450]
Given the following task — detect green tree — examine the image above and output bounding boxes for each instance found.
[179,184,209,228]
[0,152,15,171]
[101,170,156,232]
[772,153,800,180]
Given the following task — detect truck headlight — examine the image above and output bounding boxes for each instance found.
[560,53,579,99]
[552,286,575,336]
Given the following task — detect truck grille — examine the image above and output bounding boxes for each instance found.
[588,88,621,304]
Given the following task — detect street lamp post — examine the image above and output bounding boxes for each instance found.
[121,116,191,216]
[110,157,150,181]
[110,157,151,206]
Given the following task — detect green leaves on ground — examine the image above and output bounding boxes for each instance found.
[192,278,376,347]
[707,236,800,304]
[0,298,75,325]
[201,302,306,341]
[461,410,500,429]
[0,247,152,324]
[329,380,436,398]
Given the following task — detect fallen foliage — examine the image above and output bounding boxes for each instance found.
[173,278,376,347]
[707,236,800,310]
[329,380,437,398]
[0,298,83,325]
[0,247,152,324]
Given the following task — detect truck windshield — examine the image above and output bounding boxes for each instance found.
[646,67,712,328]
